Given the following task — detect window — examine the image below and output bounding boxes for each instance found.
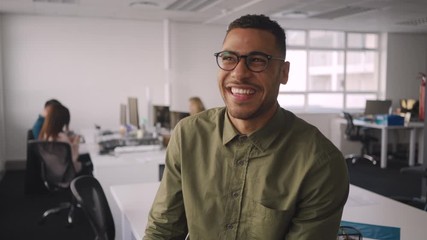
[279,31,380,112]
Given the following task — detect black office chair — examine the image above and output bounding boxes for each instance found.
[25,130,49,195]
[393,166,427,211]
[70,175,115,240]
[343,112,378,165]
[27,140,78,225]
[27,129,35,140]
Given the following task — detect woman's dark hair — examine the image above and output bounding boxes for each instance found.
[44,99,61,108]
[39,104,70,140]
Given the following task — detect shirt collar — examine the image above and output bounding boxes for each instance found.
[222,110,240,146]
[222,108,287,152]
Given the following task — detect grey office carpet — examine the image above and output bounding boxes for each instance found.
[0,170,94,240]
[346,158,424,209]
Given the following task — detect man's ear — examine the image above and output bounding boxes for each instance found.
[280,61,290,85]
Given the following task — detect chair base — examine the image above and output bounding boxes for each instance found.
[345,154,377,165]
[38,201,77,226]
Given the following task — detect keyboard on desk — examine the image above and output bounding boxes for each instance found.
[98,137,161,154]
[354,114,375,122]
[114,144,162,154]
[98,139,126,154]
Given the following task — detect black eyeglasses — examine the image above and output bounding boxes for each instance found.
[214,51,285,73]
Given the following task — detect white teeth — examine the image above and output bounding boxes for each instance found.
[231,87,255,95]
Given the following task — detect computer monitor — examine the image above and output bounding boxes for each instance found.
[120,104,127,126]
[364,100,392,115]
[128,97,140,129]
[152,105,171,129]
[170,111,190,129]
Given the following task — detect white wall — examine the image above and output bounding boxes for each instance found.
[169,22,225,112]
[1,14,166,161]
[385,33,427,109]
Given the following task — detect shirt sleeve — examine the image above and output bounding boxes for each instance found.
[143,125,188,240]
[32,115,44,139]
[285,149,349,240]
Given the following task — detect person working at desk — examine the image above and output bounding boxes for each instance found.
[39,103,92,175]
[144,14,349,240]
[32,98,62,139]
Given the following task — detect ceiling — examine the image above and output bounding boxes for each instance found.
[1,0,427,33]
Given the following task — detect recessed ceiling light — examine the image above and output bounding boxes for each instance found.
[397,16,427,26]
[271,10,309,19]
[129,1,159,8]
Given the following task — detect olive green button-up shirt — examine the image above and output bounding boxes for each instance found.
[144,107,349,240]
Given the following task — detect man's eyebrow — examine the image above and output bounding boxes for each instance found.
[220,50,238,54]
[248,51,269,55]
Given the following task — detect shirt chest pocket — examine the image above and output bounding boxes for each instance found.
[244,198,294,239]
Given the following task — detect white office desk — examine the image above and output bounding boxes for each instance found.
[352,120,424,168]
[111,182,160,240]
[343,185,427,239]
[87,144,165,240]
[111,182,427,240]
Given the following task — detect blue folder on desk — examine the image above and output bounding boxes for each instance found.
[341,220,400,240]
[374,115,404,126]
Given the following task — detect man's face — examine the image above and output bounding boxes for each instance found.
[217,28,289,121]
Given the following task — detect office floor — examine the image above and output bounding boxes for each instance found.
[0,159,425,240]
[346,158,425,209]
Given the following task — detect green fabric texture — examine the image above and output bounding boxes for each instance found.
[144,107,349,240]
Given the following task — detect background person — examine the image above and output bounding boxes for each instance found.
[188,96,205,115]
[144,14,349,240]
[38,104,92,175]
[32,99,61,139]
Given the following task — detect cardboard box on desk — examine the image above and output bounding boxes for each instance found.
[375,114,405,126]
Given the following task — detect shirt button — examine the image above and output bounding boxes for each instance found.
[232,191,239,198]
[238,135,247,142]
[226,223,234,230]
[236,160,245,166]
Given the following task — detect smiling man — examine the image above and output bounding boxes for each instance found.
[144,14,349,240]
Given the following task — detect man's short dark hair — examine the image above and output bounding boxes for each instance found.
[227,14,286,58]
[44,99,61,108]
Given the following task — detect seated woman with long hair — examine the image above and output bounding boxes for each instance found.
[38,104,82,173]
[189,96,206,116]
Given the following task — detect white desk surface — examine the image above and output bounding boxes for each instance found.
[111,182,427,240]
[343,185,427,239]
[111,182,160,240]
[86,146,165,240]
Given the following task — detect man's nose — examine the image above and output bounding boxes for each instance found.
[231,57,251,79]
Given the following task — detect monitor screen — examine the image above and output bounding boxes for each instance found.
[364,100,392,115]
[128,97,140,129]
[120,104,127,126]
[170,111,190,129]
[153,105,171,129]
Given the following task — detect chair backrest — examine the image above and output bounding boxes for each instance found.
[342,112,357,138]
[27,129,35,141]
[27,140,76,190]
[71,175,115,240]
[25,138,49,195]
